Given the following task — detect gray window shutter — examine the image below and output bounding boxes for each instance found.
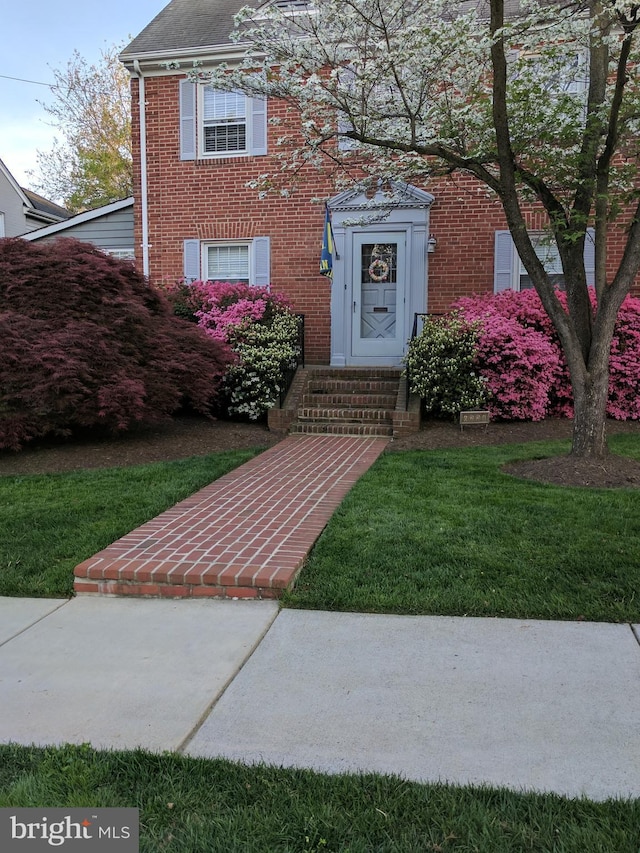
[494,230,515,292]
[252,237,270,287]
[250,98,267,155]
[584,227,595,286]
[183,239,201,282]
[180,80,196,161]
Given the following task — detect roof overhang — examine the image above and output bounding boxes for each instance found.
[120,42,258,75]
[22,197,134,241]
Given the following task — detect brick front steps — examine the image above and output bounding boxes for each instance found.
[74,435,387,599]
[268,366,421,437]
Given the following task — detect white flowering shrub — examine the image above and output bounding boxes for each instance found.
[190,282,301,420]
[405,314,487,417]
[223,311,302,420]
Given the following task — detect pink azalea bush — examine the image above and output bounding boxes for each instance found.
[194,281,291,343]
[452,288,640,421]
[608,295,640,420]
[453,291,565,420]
[473,314,558,420]
[163,281,302,420]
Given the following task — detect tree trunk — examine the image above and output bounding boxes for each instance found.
[568,276,631,459]
[570,363,610,458]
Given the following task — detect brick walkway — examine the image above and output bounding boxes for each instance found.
[74,435,388,599]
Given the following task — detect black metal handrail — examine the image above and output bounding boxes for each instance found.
[296,312,305,369]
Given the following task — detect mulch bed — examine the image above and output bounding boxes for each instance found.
[502,453,640,488]
[0,416,281,476]
[390,417,640,488]
[1,413,640,488]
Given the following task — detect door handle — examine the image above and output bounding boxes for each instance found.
[353,301,356,313]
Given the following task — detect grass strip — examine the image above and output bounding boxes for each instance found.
[284,436,640,622]
[0,449,260,598]
[0,743,638,853]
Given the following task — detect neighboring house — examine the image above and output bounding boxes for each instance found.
[0,157,68,238]
[23,197,135,260]
[119,0,630,367]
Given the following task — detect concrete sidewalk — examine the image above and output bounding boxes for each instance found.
[1,596,639,801]
[0,596,278,752]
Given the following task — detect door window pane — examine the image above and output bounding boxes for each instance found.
[360,242,397,339]
[361,242,397,284]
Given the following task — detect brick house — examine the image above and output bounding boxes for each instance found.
[120,0,632,370]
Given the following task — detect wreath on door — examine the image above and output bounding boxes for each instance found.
[368,257,389,282]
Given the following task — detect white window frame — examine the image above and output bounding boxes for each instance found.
[199,86,250,159]
[202,241,252,284]
[254,0,314,23]
[184,236,270,286]
[267,0,311,12]
[180,80,267,161]
[546,50,589,98]
[337,66,358,152]
[104,247,135,261]
[509,48,589,95]
[0,212,5,238]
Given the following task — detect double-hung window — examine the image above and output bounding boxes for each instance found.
[179,80,267,160]
[183,237,271,287]
[519,234,565,290]
[202,89,247,154]
[494,229,595,292]
[546,51,589,98]
[204,243,250,285]
[337,66,359,152]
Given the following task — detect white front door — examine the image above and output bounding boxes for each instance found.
[351,232,407,358]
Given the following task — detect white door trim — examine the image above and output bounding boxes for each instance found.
[328,183,433,367]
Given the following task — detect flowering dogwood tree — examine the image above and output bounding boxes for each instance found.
[188,0,640,458]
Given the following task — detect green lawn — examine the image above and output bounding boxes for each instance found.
[1,744,638,852]
[3,438,640,620]
[0,449,260,598]
[283,435,640,622]
[2,444,640,845]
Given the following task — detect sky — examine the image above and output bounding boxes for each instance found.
[0,1,167,192]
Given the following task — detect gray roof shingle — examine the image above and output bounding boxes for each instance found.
[121,0,256,57]
[121,0,571,60]
[22,189,69,220]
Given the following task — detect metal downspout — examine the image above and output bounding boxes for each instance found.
[133,60,150,277]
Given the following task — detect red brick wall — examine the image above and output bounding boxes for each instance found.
[132,73,640,364]
[426,176,505,312]
[133,75,334,362]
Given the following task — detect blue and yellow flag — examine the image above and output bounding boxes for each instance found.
[320,204,334,279]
